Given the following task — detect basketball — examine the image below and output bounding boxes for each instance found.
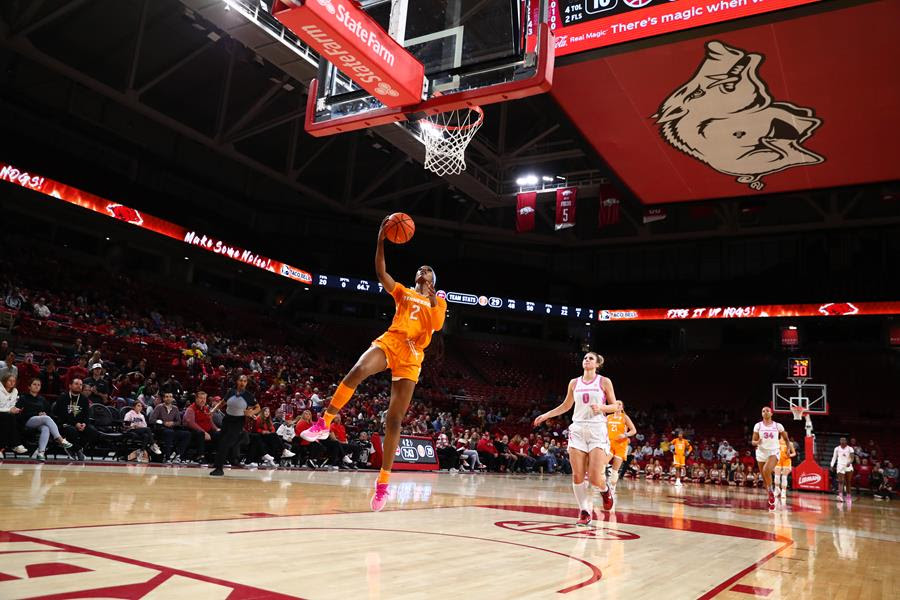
[383,212,415,244]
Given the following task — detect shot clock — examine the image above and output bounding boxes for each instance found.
[788,357,811,380]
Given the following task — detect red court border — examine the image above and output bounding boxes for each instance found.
[2,502,793,598]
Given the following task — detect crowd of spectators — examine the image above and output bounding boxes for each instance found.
[0,245,895,498]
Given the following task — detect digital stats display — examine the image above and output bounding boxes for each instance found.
[549,0,822,56]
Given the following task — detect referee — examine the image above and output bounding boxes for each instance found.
[210,374,259,477]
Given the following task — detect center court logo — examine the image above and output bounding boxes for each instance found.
[798,473,822,486]
[495,520,640,540]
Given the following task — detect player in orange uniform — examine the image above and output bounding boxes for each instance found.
[774,434,797,500]
[606,403,637,495]
[670,431,693,487]
[301,218,447,511]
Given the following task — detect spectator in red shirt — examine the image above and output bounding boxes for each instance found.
[184,391,219,462]
[64,356,89,389]
[324,413,353,469]
[247,406,285,467]
[477,432,499,471]
[294,410,324,467]
[507,435,535,472]
[16,353,40,394]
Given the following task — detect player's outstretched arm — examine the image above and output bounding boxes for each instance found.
[751,430,760,447]
[375,218,396,293]
[533,380,576,427]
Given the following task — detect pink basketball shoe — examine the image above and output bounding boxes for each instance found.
[371,483,390,512]
[300,418,331,442]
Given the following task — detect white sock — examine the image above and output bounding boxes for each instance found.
[609,470,620,486]
[573,481,591,511]
[781,474,789,490]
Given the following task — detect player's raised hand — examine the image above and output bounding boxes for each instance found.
[378,216,389,241]
[424,280,436,299]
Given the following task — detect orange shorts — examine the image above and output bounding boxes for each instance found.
[777,456,792,469]
[610,441,629,460]
[373,331,424,383]
[673,455,686,467]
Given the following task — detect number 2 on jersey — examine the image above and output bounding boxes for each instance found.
[410,305,421,321]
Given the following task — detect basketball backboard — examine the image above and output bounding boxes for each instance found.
[772,382,828,416]
[303,0,553,135]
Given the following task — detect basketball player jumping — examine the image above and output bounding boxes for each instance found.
[607,401,637,495]
[533,352,621,526]
[831,437,856,502]
[752,406,791,510]
[774,434,797,500]
[301,218,447,511]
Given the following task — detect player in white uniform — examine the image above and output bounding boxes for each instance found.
[830,437,856,502]
[752,406,790,510]
[534,352,621,526]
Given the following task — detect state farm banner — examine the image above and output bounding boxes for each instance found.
[598,184,621,227]
[0,162,313,285]
[555,187,576,230]
[274,0,424,108]
[516,192,536,233]
[597,301,900,322]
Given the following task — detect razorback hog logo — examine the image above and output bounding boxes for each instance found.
[818,302,859,316]
[653,41,824,190]
[106,203,144,226]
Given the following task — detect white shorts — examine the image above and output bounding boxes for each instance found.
[756,447,780,463]
[568,422,610,454]
[836,464,854,475]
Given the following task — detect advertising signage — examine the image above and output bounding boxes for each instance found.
[0,162,313,285]
[549,0,822,56]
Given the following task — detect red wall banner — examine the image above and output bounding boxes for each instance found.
[555,187,577,230]
[516,191,537,233]
[274,0,424,108]
[551,0,900,204]
[0,162,313,285]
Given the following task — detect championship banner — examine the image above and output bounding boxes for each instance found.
[598,184,621,227]
[0,162,313,285]
[555,187,576,230]
[371,434,438,471]
[642,206,667,224]
[272,0,425,108]
[516,191,537,233]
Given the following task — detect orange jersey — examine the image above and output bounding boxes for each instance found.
[607,413,629,443]
[671,438,692,457]
[385,283,447,350]
[779,438,789,461]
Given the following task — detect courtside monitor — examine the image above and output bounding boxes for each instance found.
[304,0,554,136]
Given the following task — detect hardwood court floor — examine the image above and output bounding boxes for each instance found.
[1,461,896,599]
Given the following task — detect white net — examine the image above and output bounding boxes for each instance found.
[790,404,807,421]
[419,106,484,176]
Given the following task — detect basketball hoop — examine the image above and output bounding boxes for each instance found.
[790,405,807,421]
[418,106,484,176]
